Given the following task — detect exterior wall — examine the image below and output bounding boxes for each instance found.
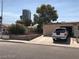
[9,34,40,41]
[43,23,79,37]
[43,24,59,36]
[73,24,79,37]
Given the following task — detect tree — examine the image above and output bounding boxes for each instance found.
[34,4,58,24]
[33,14,39,24]
[16,20,24,24]
[23,19,32,26]
[16,19,32,26]
[16,16,32,26]
[33,4,58,33]
[8,24,26,35]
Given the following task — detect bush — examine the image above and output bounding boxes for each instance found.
[8,24,26,35]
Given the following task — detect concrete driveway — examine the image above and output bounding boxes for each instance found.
[30,35,79,48]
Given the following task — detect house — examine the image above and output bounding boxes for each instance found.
[0,24,9,35]
[43,22,79,37]
[27,24,38,33]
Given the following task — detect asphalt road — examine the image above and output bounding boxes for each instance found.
[0,42,79,59]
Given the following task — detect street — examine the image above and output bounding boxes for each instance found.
[0,42,79,59]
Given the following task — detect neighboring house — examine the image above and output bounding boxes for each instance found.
[43,22,79,37]
[0,24,9,35]
[27,24,38,33]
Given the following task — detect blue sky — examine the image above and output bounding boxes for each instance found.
[0,0,79,24]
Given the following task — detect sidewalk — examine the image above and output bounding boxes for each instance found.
[0,35,79,48]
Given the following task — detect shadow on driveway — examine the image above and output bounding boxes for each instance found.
[53,37,71,45]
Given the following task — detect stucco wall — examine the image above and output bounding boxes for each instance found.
[43,24,59,36]
[73,24,79,37]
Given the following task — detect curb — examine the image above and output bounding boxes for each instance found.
[0,40,26,44]
[0,40,79,49]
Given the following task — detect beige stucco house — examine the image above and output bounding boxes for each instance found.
[43,22,79,37]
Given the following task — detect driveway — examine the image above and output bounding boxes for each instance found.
[0,42,79,59]
[30,35,79,48]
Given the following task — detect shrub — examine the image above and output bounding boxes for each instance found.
[8,24,26,35]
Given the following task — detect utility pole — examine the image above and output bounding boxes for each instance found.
[0,0,3,38]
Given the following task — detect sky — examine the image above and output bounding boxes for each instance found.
[0,0,79,24]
